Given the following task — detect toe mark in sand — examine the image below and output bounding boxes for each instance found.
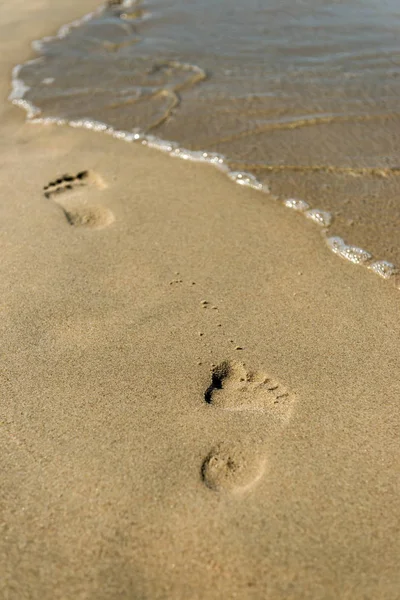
[205,360,295,420]
[43,170,106,199]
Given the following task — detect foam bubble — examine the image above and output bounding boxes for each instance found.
[199,151,226,167]
[143,135,178,153]
[305,209,332,227]
[69,119,110,132]
[326,236,372,264]
[283,198,309,212]
[30,116,67,126]
[228,171,264,191]
[170,147,199,161]
[9,64,43,120]
[165,146,226,168]
[10,63,41,118]
[368,260,397,279]
[12,98,41,119]
[10,67,30,100]
[113,130,141,142]
[32,39,47,52]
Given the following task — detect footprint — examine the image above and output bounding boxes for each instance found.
[43,170,106,198]
[43,170,114,229]
[62,205,115,229]
[205,360,294,421]
[201,442,266,494]
[201,360,295,493]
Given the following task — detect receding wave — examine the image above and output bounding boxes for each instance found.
[9,0,400,282]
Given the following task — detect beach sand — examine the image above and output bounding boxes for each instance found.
[1,2,400,599]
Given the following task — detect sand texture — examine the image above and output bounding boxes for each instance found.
[1,2,400,599]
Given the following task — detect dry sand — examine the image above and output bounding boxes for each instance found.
[1,2,400,599]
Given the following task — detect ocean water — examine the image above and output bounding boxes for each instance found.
[11,0,400,276]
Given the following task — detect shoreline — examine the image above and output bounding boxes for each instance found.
[8,0,400,285]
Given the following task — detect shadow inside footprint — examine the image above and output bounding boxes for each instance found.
[205,360,295,420]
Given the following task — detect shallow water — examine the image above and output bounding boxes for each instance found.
[13,0,400,270]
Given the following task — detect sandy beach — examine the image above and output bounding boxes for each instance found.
[1,2,400,599]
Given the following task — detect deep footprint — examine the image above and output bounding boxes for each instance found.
[201,442,266,493]
[44,170,92,198]
[205,360,295,420]
[201,361,295,492]
[43,170,114,229]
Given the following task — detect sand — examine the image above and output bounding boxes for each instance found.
[1,2,400,599]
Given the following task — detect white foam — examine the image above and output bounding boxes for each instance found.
[9,64,42,119]
[283,198,309,212]
[112,129,141,142]
[169,147,197,161]
[228,171,265,191]
[142,135,178,153]
[326,236,372,265]
[10,79,30,100]
[9,65,30,100]
[30,116,67,126]
[305,209,332,227]
[32,39,46,52]
[165,146,228,172]
[198,151,227,168]
[12,99,41,119]
[368,260,397,279]
[9,64,41,119]
[69,118,111,132]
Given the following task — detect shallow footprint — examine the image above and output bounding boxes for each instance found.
[43,170,114,229]
[63,205,115,229]
[205,360,295,422]
[201,442,266,494]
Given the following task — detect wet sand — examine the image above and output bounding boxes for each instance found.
[1,2,400,599]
